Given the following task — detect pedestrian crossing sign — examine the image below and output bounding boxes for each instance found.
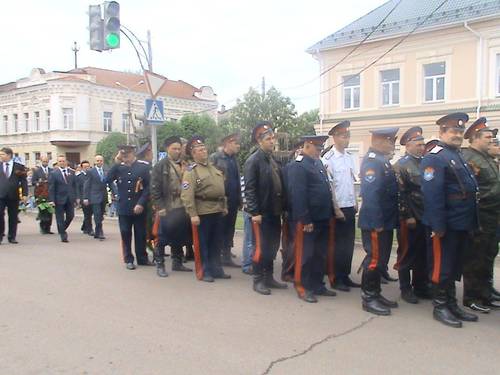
[145,99,165,125]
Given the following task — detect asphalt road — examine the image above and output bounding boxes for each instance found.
[0,213,499,375]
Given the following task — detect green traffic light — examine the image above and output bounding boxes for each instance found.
[106,33,120,48]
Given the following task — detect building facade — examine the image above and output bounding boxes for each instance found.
[308,0,500,165]
[0,67,218,167]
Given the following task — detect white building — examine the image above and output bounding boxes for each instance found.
[0,67,218,167]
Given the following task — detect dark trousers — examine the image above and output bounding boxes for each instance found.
[297,220,329,292]
[0,198,19,240]
[92,202,107,237]
[198,213,224,277]
[361,229,394,293]
[463,230,497,303]
[334,207,356,281]
[55,200,74,236]
[155,208,191,263]
[426,229,469,289]
[253,214,281,274]
[281,219,296,280]
[118,213,148,264]
[395,220,428,291]
[38,208,53,233]
[221,205,238,257]
[81,205,93,233]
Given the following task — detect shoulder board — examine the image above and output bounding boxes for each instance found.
[187,163,197,171]
[137,160,150,165]
[430,146,443,154]
[368,152,376,159]
[295,155,304,162]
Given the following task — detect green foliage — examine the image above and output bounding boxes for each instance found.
[96,132,127,165]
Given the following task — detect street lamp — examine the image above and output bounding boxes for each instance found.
[115,80,144,144]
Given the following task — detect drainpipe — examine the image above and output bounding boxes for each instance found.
[464,21,484,118]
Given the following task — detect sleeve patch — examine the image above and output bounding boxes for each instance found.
[368,152,376,159]
[430,146,443,154]
[182,181,190,190]
[423,167,435,181]
[364,169,376,183]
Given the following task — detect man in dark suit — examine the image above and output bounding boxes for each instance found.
[48,155,77,243]
[76,160,93,236]
[0,147,28,244]
[83,155,108,240]
[32,156,53,234]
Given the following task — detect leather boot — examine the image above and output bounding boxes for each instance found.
[221,248,240,268]
[265,264,287,289]
[301,290,318,303]
[172,258,192,272]
[447,284,478,322]
[156,263,168,278]
[253,266,271,295]
[433,286,462,328]
[361,270,390,316]
[401,288,418,304]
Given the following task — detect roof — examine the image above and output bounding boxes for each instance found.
[307,0,500,53]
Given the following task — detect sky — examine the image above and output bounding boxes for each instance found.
[1,0,387,113]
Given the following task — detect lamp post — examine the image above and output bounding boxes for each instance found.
[115,80,144,144]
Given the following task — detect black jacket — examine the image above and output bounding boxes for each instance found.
[243,148,286,217]
[0,161,28,200]
[48,168,77,205]
[83,167,109,205]
[209,151,241,208]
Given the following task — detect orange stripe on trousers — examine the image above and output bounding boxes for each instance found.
[191,224,204,280]
[393,220,408,271]
[368,231,380,271]
[152,213,161,248]
[431,236,442,284]
[294,223,306,298]
[326,218,336,286]
[252,221,262,263]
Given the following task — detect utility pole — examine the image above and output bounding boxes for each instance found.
[72,41,80,69]
[127,98,131,144]
[147,30,158,164]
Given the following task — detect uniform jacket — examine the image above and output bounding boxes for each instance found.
[394,153,424,221]
[48,167,77,205]
[287,155,333,224]
[83,167,109,205]
[243,148,286,217]
[462,147,500,233]
[209,150,241,209]
[151,157,185,213]
[421,142,478,233]
[181,161,227,217]
[0,161,28,200]
[106,160,150,216]
[358,148,399,230]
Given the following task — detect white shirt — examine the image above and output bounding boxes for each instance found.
[322,146,357,208]
[3,160,13,178]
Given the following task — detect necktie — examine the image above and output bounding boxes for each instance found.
[98,167,103,181]
[62,169,67,183]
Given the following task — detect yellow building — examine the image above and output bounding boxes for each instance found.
[308,0,500,164]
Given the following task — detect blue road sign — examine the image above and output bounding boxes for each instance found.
[145,98,165,125]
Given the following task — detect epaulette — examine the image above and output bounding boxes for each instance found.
[368,152,376,159]
[296,155,304,162]
[187,163,197,171]
[430,146,443,154]
[137,160,150,165]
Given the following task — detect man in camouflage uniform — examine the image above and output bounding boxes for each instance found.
[151,136,192,277]
[462,117,500,312]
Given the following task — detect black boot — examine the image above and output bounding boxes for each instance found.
[172,258,192,272]
[265,264,287,289]
[301,290,318,303]
[361,270,391,316]
[433,286,462,328]
[221,247,240,268]
[253,265,271,295]
[448,284,478,322]
[401,288,419,304]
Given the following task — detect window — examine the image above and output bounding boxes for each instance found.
[3,115,7,134]
[24,153,30,162]
[122,113,129,133]
[47,152,52,161]
[24,113,29,132]
[34,111,40,131]
[46,110,51,130]
[381,69,400,106]
[35,152,41,161]
[343,74,360,110]
[13,114,18,132]
[62,108,73,129]
[103,111,113,132]
[424,62,445,102]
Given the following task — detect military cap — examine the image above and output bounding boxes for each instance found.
[436,112,469,129]
[400,126,424,145]
[464,117,495,139]
[424,139,439,154]
[163,136,182,148]
[186,136,205,156]
[117,144,137,154]
[252,121,274,143]
[136,142,151,158]
[328,120,350,136]
[221,132,240,144]
[370,127,399,141]
[301,135,329,146]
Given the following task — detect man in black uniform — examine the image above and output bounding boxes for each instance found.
[421,112,479,328]
[394,127,430,304]
[76,160,93,236]
[358,128,400,316]
[244,121,287,295]
[106,145,151,270]
[288,135,337,303]
[210,133,241,268]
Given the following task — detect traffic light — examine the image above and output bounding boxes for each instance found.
[103,1,120,49]
[88,4,104,51]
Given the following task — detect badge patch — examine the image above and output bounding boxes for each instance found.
[423,167,435,181]
[364,169,376,183]
[182,181,190,190]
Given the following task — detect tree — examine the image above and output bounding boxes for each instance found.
[96,132,127,165]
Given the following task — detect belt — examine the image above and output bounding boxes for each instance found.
[195,195,224,202]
